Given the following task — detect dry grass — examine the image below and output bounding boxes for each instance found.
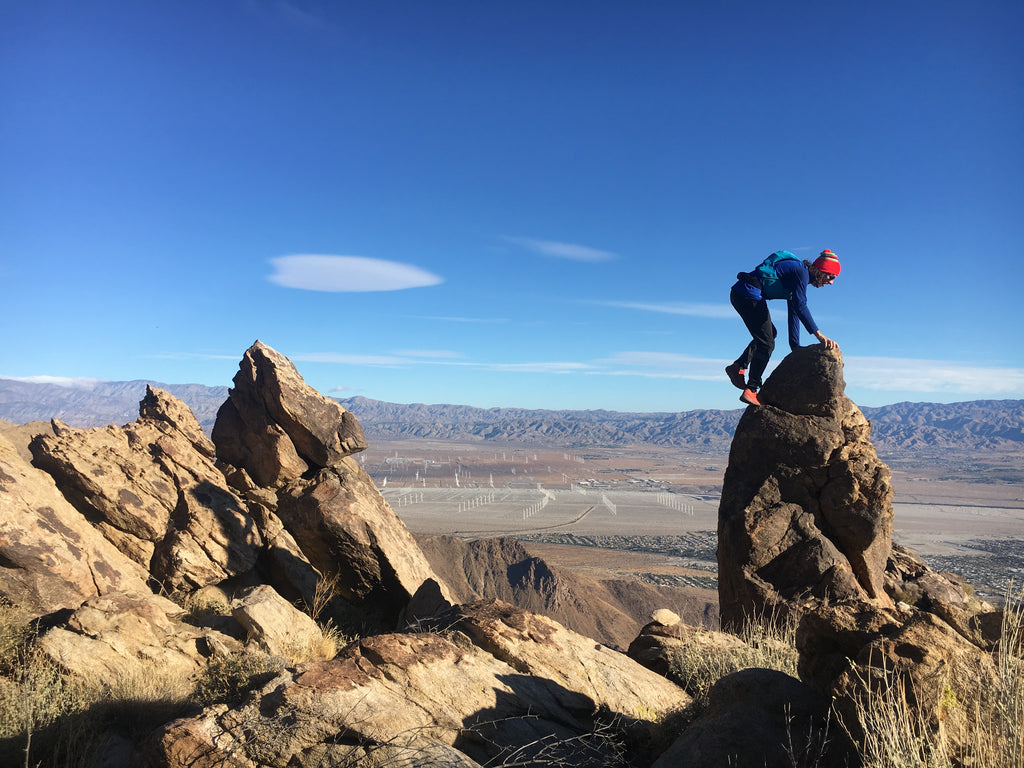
[665,608,800,697]
[853,582,1024,768]
[0,590,346,767]
[660,589,1023,768]
[1,582,1020,768]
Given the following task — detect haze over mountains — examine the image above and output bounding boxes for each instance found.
[2,377,1022,456]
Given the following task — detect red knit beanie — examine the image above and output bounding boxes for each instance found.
[813,249,841,276]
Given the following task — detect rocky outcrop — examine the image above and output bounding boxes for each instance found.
[717,345,1005,758]
[0,432,150,615]
[5,342,451,640]
[37,591,242,689]
[140,599,691,768]
[717,346,895,631]
[212,340,367,488]
[29,387,264,596]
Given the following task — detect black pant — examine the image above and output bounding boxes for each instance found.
[730,290,776,390]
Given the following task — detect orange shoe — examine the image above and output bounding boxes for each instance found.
[740,388,761,406]
[725,363,747,390]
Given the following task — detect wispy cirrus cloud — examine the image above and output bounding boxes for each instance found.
[485,361,596,374]
[508,237,617,263]
[410,315,511,324]
[268,255,443,292]
[597,300,735,319]
[390,350,464,359]
[844,357,1024,395]
[293,350,467,367]
[0,375,102,388]
[597,351,728,381]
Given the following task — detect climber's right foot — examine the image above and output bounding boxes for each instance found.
[740,388,762,407]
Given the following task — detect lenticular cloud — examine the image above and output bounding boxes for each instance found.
[268,254,443,292]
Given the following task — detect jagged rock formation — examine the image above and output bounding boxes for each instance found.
[0,432,150,614]
[140,600,691,768]
[29,387,265,597]
[717,346,896,630]
[717,345,1005,756]
[2,340,1012,766]
[212,341,368,487]
[8,342,446,637]
[3,341,711,767]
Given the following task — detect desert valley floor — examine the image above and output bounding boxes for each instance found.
[356,440,1024,603]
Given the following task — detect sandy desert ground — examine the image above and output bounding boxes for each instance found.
[357,440,1024,602]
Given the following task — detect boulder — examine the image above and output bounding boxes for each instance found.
[717,346,895,631]
[37,591,241,689]
[29,387,263,596]
[717,345,1006,761]
[230,584,326,661]
[800,604,1000,752]
[627,615,749,683]
[0,433,150,615]
[427,599,691,720]
[651,668,860,768]
[208,342,447,633]
[211,340,367,488]
[273,457,451,633]
[140,600,690,768]
[885,542,1001,649]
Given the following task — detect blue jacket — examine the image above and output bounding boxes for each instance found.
[732,258,819,350]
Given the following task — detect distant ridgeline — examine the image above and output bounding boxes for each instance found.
[1,378,1022,455]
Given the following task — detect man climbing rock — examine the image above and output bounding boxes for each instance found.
[726,249,840,406]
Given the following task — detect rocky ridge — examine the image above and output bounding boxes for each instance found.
[0,341,1012,767]
[1,341,698,766]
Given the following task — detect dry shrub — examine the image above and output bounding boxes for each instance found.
[192,650,283,708]
[0,599,196,767]
[665,610,799,697]
[855,581,1024,768]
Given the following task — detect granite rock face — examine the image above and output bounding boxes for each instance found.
[717,346,895,631]
[3,341,450,649]
[0,432,150,615]
[29,386,264,596]
[716,345,1005,759]
[140,600,691,768]
[212,340,368,488]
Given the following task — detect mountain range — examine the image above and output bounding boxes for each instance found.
[1,377,1022,455]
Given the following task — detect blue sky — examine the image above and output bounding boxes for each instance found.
[2,1,1022,413]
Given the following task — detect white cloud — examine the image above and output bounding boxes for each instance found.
[486,361,596,374]
[509,237,617,262]
[1,375,102,388]
[411,315,510,324]
[599,300,735,319]
[268,255,443,292]
[602,351,722,368]
[291,353,409,366]
[844,356,1024,395]
[596,351,730,381]
[391,350,464,359]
